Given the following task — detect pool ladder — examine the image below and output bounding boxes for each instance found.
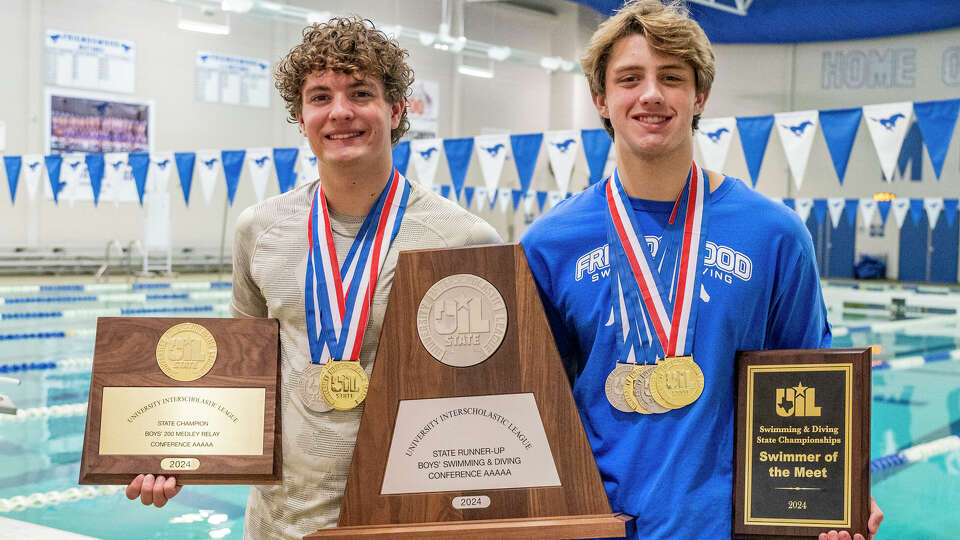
[95,240,142,282]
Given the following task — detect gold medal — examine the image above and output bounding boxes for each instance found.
[155,322,217,382]
[632,364,671,414]
[605,364,635,412]
[622,365,650,414]
[319,360,369,411]
[649,356,704,409]
[299,363,334,412]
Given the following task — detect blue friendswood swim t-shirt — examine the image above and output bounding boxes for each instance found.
[521,175,831,540]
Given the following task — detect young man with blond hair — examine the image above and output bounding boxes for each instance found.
[126,17,500,539]
[521,1,881,539]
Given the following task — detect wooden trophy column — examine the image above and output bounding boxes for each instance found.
[307,244,627,539]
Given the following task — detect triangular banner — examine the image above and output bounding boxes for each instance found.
[439,185,451,200]
[913,98,960,180]
[463,186,476,209]
[196,150,222,205]
[845,199,859,227]
[891,198,911,229]
[61,153,86,206]
[475,134,509,193]
[3,156,21,204]
[273,147,298,194]
[511,189,524,212]
[128,152,149,206]
[474,187,488,211]
[944,199,958,227]
[103,153,129,204]
[522,192,536,214]
[221,150,245,206]
[908,198,923,228]
[863,102,914,182]
[794,197,813,223]
[535,190,548,213]
[783,198,795,211]
[21,154,43,201]
[774,110,819,190]
[827,197,845,229]
[819,107,862,185]
[392,141,411,177]
[174,152,195,206]
[85,153,105,206]
[498,188,511,213]
[246,147,272,203]
[877,200,892,227]
[510,133,543,195]
[544,130,579,194]
[581,128,612,185]
[443,137,474,200]
[736,115,775,187]
[150,152,174,194]
[923,197,944,229]
[859,198,877,228]
[548,190,564,209]
[297,144,317,187]
[410,138,442,188]
[813,199,827,225]
[695,117,736,171]
[45,154,64,204]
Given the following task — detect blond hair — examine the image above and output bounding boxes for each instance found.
[275,16,414,145]
[581,0,715,137]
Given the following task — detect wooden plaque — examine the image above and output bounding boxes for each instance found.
[308,244,626,539]
[79,317,281,485]
[733,348,870,539]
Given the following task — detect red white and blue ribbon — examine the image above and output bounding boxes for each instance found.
[605,162,709,361]
[304,169,409,364]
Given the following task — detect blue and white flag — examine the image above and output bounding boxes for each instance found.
[581,128,612,185]
[103,152,129,205]
[913,99,960,180]
[174,152,195,206]
[3,156,21,204]
[819,107,862,185]
[794,197,814,223]
[391,141,411,177]
[222,150,245,206]
[498,188,511,213]
[547,190,564,210]
[128,152,150,206]
[246,147,272,203]
[473,187,488,211]
[544,130,579,194]
[273,147,298,194]
[85,153,105,206]
[923,197,944,229]
[908,199,924,228]
[827,197,846,229]
[443,137,474,200]
[695,117,736,171]
[510,133,543,195]
[410,138,442,188]
[149,152,174,194]
[475,134,509,193]
[736,115,775,188]
[863,102,913,182]
[877,200,892,227]
[774,110,819,190]
[21,154,43,202]
[297,144,317,187]
[61,153,86,206]
[813,199,828,225]
[522,190,537,214]
[195,149,221,205]
[859,198,878,228]
[845,199,859,228]
[463,186,476,209]
[45,154,65,204]
[891,197,911,229]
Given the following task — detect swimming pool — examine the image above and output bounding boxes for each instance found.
[0,279,957,539]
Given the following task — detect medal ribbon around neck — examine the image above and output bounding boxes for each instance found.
[304,169,409,365]
[605,162,709,363]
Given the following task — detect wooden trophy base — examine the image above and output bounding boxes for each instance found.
[306,513,630,539]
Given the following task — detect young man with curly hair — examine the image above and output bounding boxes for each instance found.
[520,1,882,539]
[126,17,500,539]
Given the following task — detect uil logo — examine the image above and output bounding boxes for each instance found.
[776,382,822,417]
[433,295,489,335]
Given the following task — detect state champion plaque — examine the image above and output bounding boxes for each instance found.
[79,317,281,485]
[733,348,870,539]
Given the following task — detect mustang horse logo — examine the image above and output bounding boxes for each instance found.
[871,113,905,131]
[705,127,729,143]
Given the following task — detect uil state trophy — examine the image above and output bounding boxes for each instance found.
[307,243,628,539]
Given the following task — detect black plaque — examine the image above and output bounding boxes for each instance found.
[733,349,870,539]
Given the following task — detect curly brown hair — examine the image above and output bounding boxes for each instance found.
[275,16,414,145]
[581,0,715,138]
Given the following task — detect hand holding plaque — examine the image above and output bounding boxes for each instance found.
[80,317,281,485]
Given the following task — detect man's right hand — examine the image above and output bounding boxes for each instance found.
[125,474,181,508]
